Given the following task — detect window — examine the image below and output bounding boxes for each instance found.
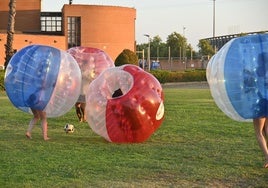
[40,12,62,33]
[67,17,81,48]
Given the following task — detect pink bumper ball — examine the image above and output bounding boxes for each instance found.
[67,47,114,102]
[85,64,165,143]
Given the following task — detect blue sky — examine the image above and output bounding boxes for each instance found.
[42,0,268,50]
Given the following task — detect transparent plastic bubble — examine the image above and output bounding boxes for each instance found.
[67,46,114,102]
[4,45,81,117]
[206,34,268,122]
[85,64,165,143]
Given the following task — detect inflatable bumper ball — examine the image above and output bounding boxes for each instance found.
[4,45,82,117]
[67,46,114,102]
[206,34,268,121]
[85,64,165,143]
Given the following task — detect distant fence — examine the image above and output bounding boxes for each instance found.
[140,57,209,71]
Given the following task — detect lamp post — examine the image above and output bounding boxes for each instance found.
[144,34,151,71]
[213,0,216,53]
[183,26,186,70]
[168,46,171,71]
[157,46,159,62]
[136,49,145,69]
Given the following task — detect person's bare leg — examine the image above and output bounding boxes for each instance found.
[75,102,83,122]
[81,102,86,122]
[26,109,40,139]
[264,120,268,163]
[264,121,268,140]
[253,118,268,167]
[40,111,49,140]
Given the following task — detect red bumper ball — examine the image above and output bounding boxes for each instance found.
[85,65,164,143]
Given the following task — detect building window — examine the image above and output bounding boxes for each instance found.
[67,17,81,48]
[40,12,62,33]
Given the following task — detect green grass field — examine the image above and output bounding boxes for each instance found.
[0,87,267,187]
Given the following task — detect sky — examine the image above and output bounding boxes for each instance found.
[42,0,268,50]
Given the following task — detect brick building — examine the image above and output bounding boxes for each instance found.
[0,0,136,66]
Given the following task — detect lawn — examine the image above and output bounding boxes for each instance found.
[0,87,267,187]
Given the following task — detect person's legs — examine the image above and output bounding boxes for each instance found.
[264,120,268,139]
[39,111,49,140]
[253,118,268,167]
[80,102,86,122]
[26,109,40,139]
[75,102,83,122]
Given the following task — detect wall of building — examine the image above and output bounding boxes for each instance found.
[0,0,41,32]
[0,33,66,65]
[62,5,136,61]
[0,2,136,65]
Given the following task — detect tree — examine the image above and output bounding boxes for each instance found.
[136,32,199,60]
[4,0,16,69]
[186,43,197,60]
[150,35,169,58]
[136,43,147,59]
[114,49,138,66]
[198,39,215,58]
[166,32,187,58]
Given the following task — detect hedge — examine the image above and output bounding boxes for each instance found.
[150,69,207,83]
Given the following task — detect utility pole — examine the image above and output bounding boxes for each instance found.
[144,34,151,71]
[213,0,216,53]
[183,26,186,70]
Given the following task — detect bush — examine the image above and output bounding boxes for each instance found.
[115,49,138,66]
[150,69,206,84]
[150,70,171,83]
[0,70,5,91]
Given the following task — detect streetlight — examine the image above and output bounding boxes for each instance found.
[136,49,145,69]
[183,26,186,60]
[213,0,216,53]
[144,34,151,71]
[183,26,186,70]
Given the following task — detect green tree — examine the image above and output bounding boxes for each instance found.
[166,32,187,58]
[136,43,147,59]
[4,0,16,69]
[150,35,169,59]
[186,43,197,60]
[198,39,215,58]
[237,32,247,37]
[136,32,199,60]
[114,49,138,66]
[150,35,161,58]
